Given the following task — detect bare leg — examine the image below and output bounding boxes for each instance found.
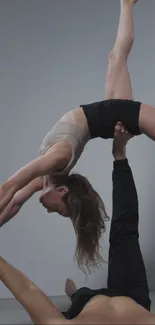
[104,0,137,100]
[139,103,155,141]
[103,0,155,141]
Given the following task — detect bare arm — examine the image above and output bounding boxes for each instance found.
[8,141,71,188]
[0,177,43,227]
[0,141,72,214]
[0,256,66,325]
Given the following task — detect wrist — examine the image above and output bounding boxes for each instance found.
[112,147,126,160]
[113,153,126,160]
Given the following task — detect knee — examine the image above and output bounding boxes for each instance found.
[108,50,120,65]
[109,35,134,61]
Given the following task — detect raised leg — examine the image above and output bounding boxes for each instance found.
[108,124,151,311]
[104,0,137,100]
[103,0,155,141]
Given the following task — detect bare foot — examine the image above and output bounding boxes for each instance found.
[65,278,77,298]
[112,122,133,159]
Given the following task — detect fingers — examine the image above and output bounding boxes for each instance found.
[115,121,126,133]
[115,121,133,137]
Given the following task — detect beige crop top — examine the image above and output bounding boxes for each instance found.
[39,111,90,175]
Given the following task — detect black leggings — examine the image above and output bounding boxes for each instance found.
[63,159,151,319]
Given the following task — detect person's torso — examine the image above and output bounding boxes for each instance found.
[39,107,90,175]
[74,295,154,324]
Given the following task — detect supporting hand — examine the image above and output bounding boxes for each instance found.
[112,121,133,160]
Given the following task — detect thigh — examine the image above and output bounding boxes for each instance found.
[104,53,133,100]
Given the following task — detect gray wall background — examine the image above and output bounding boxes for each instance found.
[0,0,155,298]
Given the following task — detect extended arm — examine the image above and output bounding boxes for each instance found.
[0,256,66,324]
[0,141,71,214]
[0,177,43,227]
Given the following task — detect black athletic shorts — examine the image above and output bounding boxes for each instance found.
[81,99,141,139]
[63,159,151,319]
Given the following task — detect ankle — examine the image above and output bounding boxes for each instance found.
[121,0,132,6]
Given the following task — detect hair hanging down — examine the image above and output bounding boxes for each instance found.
[54,173,109,273]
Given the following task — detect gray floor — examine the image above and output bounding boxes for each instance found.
[0,292,155,324]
